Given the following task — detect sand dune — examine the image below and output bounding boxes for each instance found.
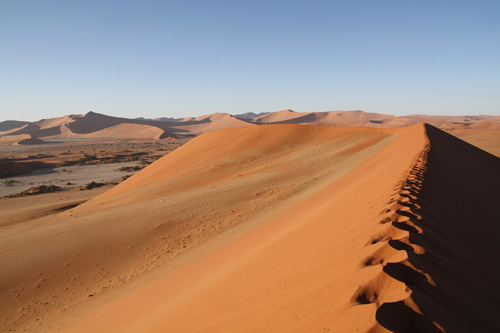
[35,115,77,130]
[252,109,310,123]
[372,124,500,332]
[7,122,62,138]
[0,134,47,146]
[246,110,500,157]
[60,123,166,140]
[2,123,497,331]
[0,111,251,143]
[67,124,423,332]
[249,109,500,129]
[0,121,31,136]
[1,111,498,158]
[0,124,399,330]
[171,112,253,135]
[0,120,30,132]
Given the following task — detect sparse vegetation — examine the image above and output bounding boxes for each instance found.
[7,185,64,197]
[121,174,133,181]
[118,165,143,172]
[80,181,106,190]
[0,138,188,178]
[2,179,20,186]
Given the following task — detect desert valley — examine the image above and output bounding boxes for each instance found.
[1,110,499,332]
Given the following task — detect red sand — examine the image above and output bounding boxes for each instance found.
[1,124,499,332]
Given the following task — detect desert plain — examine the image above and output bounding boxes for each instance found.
[1,110,499,332]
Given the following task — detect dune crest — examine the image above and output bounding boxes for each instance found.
[373,124,500,332]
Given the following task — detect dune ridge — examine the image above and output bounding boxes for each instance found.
[372,124,500,332]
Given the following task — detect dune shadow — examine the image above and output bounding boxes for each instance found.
[394,209,419,221]
[376,301,442,333]
[383,263,432,291]
[377,124,500,332]
[391,220,420,234]
[388,239,414,253]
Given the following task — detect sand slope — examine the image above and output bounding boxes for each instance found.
[68,124,427,332]
[1,123,499,332]
[0,124,398,331]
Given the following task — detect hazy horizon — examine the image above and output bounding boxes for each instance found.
[2,108,500,124]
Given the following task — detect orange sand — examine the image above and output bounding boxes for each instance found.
[1,123,499,332]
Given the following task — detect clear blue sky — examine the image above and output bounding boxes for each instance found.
[1,0,499,121]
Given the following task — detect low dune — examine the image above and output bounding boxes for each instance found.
[0,134,47,146]
[60,123,166,140]
[0,121,31,136]
[170,112,253,134]
[0,123,499,332]
[0,120,30,132]
[252,109,310,123]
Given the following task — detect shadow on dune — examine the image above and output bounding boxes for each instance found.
[376,124,500,332]
[376,301,442,333]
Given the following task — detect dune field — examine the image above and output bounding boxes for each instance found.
[1,122,499,332]
[1,110,499,158]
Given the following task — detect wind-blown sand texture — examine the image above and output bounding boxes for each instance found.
[1,123,498,331]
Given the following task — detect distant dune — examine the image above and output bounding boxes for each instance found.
[0,134,47,146]
[1,123,499,331]
[252,109,310,123]
[0,120,30,134]
[170,112,253,135]
[0,110,500,156]
[60,123,166,140]
[1,109,498,156]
